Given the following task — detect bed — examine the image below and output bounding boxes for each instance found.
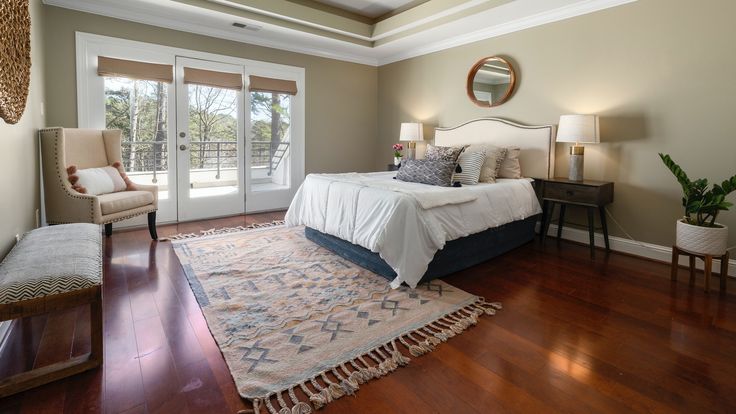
[285,118,556,288]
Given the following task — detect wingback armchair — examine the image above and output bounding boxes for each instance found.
[39,128,158,239]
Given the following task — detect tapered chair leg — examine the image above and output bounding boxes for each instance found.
[104,223,112,237]
[147,211,158,240]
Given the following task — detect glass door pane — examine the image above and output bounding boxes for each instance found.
[188,85,239,198]
[103,76,176,222]
[175,57,245,221]
[250,91,291,192]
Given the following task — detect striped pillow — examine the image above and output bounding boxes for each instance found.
[453,150,486,185]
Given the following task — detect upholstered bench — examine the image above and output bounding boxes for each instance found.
[0,223,103,397]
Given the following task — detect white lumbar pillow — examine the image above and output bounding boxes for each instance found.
[75,166,128,195]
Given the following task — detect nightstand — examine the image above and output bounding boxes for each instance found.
[387,163,400,171]
[540,178,614,258]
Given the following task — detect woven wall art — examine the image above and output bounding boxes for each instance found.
[0,0,31,125]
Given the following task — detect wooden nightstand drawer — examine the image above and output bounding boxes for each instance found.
[543,180,613,206]
[544,182,600,204]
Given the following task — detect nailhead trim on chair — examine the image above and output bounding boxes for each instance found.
[47,207,157,226]
[41,127,95,222]
[41,127,158,226]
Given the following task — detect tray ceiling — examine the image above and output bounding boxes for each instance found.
[43,0,638,66]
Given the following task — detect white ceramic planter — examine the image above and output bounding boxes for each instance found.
[394,156,402,166]
[676,219,729,255]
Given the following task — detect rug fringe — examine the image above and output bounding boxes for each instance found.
[245,297,500,412]
[161,220,285,241]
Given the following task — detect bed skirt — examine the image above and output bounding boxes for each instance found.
[305,214,539,284]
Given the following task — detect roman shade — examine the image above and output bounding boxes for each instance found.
[248,75,298,95]
[97,56,173,83]
[184,67,243,90]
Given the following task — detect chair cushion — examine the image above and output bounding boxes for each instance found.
[0,224,102,305]
[98,190,154,215]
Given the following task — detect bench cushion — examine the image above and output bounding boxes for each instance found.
[0,224,102,305]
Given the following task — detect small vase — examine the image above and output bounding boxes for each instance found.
[394,156,402,166]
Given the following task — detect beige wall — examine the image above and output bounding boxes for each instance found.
[377,0,736,248]
[0,0,45,258]
[42,5,378,176]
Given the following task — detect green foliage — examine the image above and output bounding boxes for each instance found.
[659,153,736,227]
[104,78,291,173]
[250,92,290,142]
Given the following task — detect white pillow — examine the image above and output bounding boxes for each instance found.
[75,166,127,195]
[498,146,522,178]
[453,150,486,185]
[467,144,507,183]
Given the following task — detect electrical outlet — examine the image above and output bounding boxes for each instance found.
[35,209,40,228]
[15,234,20,244]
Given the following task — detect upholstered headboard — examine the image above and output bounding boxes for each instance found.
[434,118,556,179]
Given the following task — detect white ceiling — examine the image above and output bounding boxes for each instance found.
[44,0,638,66]
[311,0,420,19]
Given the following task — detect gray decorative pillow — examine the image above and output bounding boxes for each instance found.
[424,144,466,162]
[453,150,486,185]
[396,159,458,187]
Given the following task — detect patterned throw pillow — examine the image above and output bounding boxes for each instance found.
[424,144,466,162]
[453,150,486,185]
[396,159,458,187]
[466,144,507,183]
[498,146,522,178]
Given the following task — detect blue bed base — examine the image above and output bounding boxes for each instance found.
[304,214,539,284]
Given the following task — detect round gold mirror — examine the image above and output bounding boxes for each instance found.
[466,56,516,108]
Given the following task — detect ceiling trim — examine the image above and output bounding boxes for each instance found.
[43,0,381,65]
[377,0,639,65]
[43,0,637,67]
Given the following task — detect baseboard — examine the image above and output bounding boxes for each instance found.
[538,223,736,277]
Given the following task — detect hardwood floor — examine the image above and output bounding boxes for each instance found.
[1,211,734,413]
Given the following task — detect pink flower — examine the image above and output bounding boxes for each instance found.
[392,143,403,151]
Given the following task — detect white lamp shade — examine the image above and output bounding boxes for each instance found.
[556,114,600,144]
[399,122,424,142]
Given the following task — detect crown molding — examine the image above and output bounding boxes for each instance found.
[43,0,380,65]
[376,0,638,65]
[43,0,637,67]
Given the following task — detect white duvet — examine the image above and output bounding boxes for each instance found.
[285,172,542,288]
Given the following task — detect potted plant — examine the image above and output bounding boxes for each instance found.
[392,143,404,166]
[660,153,736,255]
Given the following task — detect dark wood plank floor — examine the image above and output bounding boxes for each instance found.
[1,211,734,413]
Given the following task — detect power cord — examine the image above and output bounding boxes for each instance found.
[604,207,736,253]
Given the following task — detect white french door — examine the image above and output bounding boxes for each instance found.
[174,57,246,221]
[77,33,305,226]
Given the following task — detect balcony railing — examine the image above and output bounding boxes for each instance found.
[120,139,287,182]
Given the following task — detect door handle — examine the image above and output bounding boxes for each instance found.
[179,144,187,151]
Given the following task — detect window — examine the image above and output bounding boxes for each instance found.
[104,77,169,196]
[187,84,239,197]
[250,91,291,189]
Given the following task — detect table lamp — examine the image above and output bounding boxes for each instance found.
[556,114,600,181]
[399,122,424,160]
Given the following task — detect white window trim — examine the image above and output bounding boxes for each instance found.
[75,32,306,217]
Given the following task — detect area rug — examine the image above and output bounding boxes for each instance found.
[171,224,501,413]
